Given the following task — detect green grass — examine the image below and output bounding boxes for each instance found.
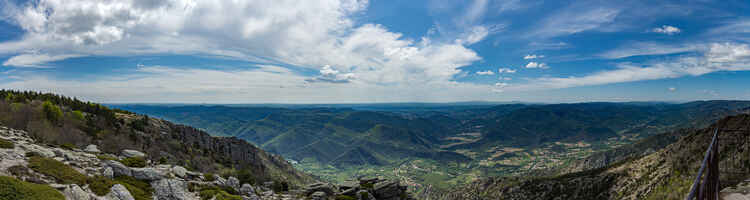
[204,173,216,182]
[88,176,115,196]
[120,157,147,168]
[192,184,241,200]
[0,176,64,200]
[335,195,357,200]
[0,138,13,149]
[28,156,88,185]
[114,176,153,200]
[96,154,118,161]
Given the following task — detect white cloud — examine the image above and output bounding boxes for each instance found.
[498,68,517,73]
[475,70,495,75]
[668,87,676,92]
[523,54,544,59]
[306,65,356,83]
[524,62,549,69]
[504,42,750,92]
[532,6,620,38]
[652,25,681,35]
[599,42,702,59]
[0,0,485,87]
[2,53,84,67]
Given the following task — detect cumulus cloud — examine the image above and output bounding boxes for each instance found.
[0,0,484,86]
[652,25,681,35]
[524,62,549,69]
[475,70,495,75]
[498,68,517,73]
[2,53,84,67]
[306,65,356,83]
[523,54,544,59]
[668,87,676,92]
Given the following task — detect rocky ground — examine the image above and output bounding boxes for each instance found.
[0,126,415,200]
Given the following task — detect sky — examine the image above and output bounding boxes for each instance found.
[0,0,749,103]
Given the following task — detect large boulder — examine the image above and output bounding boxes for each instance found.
[105,160,132,177]
[130,167,165,181]
[227,176,240,190]
[305,182,338,196]
[103,167,114,179]
[107,184,135,200]
[121,149,146,158]
[373,180,407,200]
[152,179,195,200]
[240,184,256,196]
[23,144,55,158]
[357,190,375,200]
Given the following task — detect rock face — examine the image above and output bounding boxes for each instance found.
[84,144,101,153]
[301,178,414,200]
[130,167,165,181]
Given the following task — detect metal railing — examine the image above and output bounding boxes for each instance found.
[685,128,720,200]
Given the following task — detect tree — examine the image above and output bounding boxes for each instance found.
[42,101,63,124]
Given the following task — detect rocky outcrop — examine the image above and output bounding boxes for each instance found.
[152,179,195,200]
[302,178,414,200]
[107,184,135,200]
[121,149,146,158]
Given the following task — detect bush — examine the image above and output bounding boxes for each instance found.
[88,176,115,196]
[96,154,118,161]
[114,176,153,200]
[196,185,242,200]
[120,157,147,168]
[204,173,216,182]
[60,143,76,150]
[0,138,13,149]
[42,101,63,124]
[28,156,88,185]
[236,169,256,185]
[0,176,64,200]
[271,181,289,193]
[335,195,357,200]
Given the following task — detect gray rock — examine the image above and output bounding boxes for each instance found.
[103,167,114,179]
[84,144,101,153]
[121,149,145,158]
[340,180,359,190]
[373,180,404,199]
[227,176,240,189]
[105,160,132,177]
[242,195,261,200]
[171,166,187,178]
[107,184,135,200]
[152,179,195,200]
[214,176,227,186]
[305,182,337,196]
[311,191,327,200]
[62,184,89,200]
[240,183,256,196]
[131,167,164,181]
[24,144,55,158]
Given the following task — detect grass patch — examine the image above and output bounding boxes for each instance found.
[120,157,147,168]
[28,156,87,185]
[114,176,153,200]
[88,176,115,196]
[0,138,13,149]
[204,173,216,182]
[190,184,241,200]
[335,195,357,200]
[96,154,118,161]
[0,175,64,200]
[60,143,76,150]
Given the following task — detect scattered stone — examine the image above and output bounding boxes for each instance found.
[107,184,135,200]
[227,176,240,190]
[240,183,256,196]
[23,144,55,158]
[121,149,145,158]
[84,144,100,153]
[305,182,338,196]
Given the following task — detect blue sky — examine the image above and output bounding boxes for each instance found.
[0,0,749,103]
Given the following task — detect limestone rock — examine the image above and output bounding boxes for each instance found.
[121,149,145,158]
[152,179,195,200]
[84,144,101,153]
[227,176,240,190]
[106,184,135,200]
[62,184,90,200]
[311,191,327,200]
[130,167,165,181]
[105,160,132,177]
[171,166,187,178]
[373,180,406,200]
[103,167,114,179]
[240,183,256,196]
[356,190,375,200]
[305,182,337,196]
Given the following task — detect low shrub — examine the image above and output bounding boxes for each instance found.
[335,195,357,200]
[96,154,118,161]
[88,176,115,196]
[120,157,147,168]
[114,176,153,200]
[204,173,216,182]
[0,138,13,149]
[28,156,87,185]
[196,185,242,200]
[60,143,76,150]
[0,175,64,200]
